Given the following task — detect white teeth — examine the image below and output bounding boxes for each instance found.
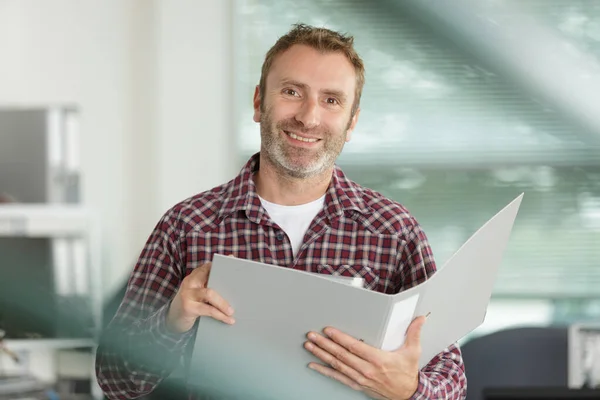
[287,131,318,143]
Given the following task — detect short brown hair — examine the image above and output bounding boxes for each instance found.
[259,23,365,115]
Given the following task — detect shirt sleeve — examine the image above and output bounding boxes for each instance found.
[399,220,468,400]
[410,344,467,400]
[95,208,195,399]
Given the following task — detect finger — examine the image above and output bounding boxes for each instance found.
[308,363,388,400]
[194,287,234,317]
[305,333,372,383]
[190,302,235,325]
[402,315,426,350]
[320,327,379,363]
[307,363,364,392]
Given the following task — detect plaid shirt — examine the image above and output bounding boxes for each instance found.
[96,153,467,400]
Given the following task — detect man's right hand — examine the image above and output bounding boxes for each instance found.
[166,262,235,333]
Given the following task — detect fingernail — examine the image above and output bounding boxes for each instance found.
[227,307,234,315]
[305,342,314,350]
[228,318,235,325]
[307,332,316,340]
[323,328,333,337]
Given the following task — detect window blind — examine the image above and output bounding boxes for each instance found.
[233,0,600,300]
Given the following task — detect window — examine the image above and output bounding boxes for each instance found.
[233,0,600,339]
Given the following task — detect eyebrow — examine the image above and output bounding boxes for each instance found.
[279,78,348,103]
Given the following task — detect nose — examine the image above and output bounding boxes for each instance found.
[294,97,320,129]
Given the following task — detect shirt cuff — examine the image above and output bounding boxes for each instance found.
[147,300,194,350]
[409,371,438,400]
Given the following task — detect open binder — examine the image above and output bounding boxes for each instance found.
[190,193,524,399]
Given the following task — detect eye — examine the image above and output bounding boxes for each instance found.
[283,89,299,97]
[326,97,339,105]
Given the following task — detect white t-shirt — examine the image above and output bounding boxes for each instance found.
[259,194,326,257]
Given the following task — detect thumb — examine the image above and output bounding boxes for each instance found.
[402,315,427,350]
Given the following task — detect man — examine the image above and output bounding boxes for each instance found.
[96,23,467,400]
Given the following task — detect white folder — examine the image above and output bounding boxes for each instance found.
[189,194,524,399]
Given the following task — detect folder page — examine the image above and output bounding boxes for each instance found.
[413,193,523,367]
[374,194,524,367]
[190,255,392,399]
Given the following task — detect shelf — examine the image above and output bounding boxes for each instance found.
[3,338,95,351]
[0,204,91,237]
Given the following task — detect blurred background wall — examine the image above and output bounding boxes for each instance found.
[0,0,237,298]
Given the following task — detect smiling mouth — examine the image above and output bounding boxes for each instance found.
[284,130,320,143]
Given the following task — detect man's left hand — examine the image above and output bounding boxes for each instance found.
[304,315,426,400]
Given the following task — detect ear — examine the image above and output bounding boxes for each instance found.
[345,107,360,142]
[253,85,261,123]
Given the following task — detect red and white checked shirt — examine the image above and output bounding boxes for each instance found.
[95,153,467,400]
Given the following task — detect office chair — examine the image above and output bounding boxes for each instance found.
[461,326,569,400]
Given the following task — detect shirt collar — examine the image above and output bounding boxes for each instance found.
[218,153,369,223]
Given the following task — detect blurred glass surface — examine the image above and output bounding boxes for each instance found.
[233,0,600,338]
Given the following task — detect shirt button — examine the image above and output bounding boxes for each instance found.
[275,231,284,241]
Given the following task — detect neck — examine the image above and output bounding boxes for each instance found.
[254,153,331,206]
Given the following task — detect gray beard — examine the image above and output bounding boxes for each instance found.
[259,113,346,179]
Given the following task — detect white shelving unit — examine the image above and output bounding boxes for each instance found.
[4,338,96,352]
[0,205,93,237]
[0,204,103,398]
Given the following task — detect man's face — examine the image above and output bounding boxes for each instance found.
[253,44,360,179]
